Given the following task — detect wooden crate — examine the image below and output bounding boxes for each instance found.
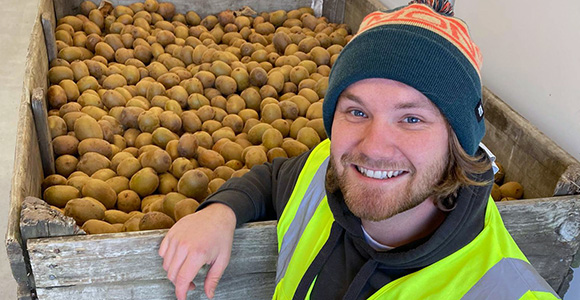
[5,0,580,299]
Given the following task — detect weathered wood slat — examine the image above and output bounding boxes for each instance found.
[54,0,316,19]
[28,197,580,297]
[482,87,580,199]
[36,274,275,300]
[497,195,580,295]
[20,197,82,247]
[40,12,57,63]
[322,0,345,24]
[28,221,277,288]
[30,88,55,176]
[5,0,54,298]
[343,0,386,33]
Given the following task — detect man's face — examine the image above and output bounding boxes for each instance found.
[328,78,449,221]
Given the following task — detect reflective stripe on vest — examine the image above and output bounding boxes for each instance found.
[461,258,558,300]
[276,156,329,283]
[274,140,559,299]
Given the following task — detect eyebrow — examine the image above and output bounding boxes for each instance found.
[340,91,435,111]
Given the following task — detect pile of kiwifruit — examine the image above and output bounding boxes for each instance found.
[41,0,351,234]
[491,161,525,202]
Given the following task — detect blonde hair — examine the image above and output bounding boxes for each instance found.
[432,126,492,210]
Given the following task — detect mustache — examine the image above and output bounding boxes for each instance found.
[340,152,413,172]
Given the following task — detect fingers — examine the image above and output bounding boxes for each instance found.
[204,254,230,299]
[159,235,168,257]
[166,245,190,282]
[174,253,206,300]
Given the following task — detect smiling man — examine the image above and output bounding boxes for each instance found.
[159,1,559,299]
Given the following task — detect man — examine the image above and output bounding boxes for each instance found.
[160,1,559,299]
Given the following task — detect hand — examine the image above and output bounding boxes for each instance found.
[159,203,237,299]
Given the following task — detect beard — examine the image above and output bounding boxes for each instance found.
[326,151,448,222]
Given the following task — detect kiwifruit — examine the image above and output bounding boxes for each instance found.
[170,157,194,178]
[177,169,209,200]
[267,147,288,162]
[306,118,327,140]
[139,149,172,173]
[152,127,179,149]
[261,103,282,124]
[242,147,266,168]
[158,111,182,133]
[91,168,117,182]
[289,117,309,139]
[197,148,225,170]
[161,192,187,220]
[117,189,141,213]
[499,181,524,199]
[305,102,323,120]
[78,138,112,158]
[139,211,175,230]
[105,176,130,195]
[174,198,200,221]
[248,123,273,145]
[129,167,159,197]
[42,174,68,192]
[208,178,226,193]
[219,141,244,162]
[193,131,213,149]
[55,155,78,177]
[43,185,81,208]
[261,128,284,150]
[271,119,290,137]
[491,183,501,201]
[229,168,249,179]
[104,209,131,224]
[282,139,309,157]
[296,127,320,149]
[158,172,179,194]
[76,152,111,176]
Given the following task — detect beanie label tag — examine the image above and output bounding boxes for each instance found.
[475,99,484,122]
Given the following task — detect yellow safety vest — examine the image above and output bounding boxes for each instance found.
[273,139,559,300]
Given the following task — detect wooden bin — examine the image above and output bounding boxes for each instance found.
[5,0,580,299]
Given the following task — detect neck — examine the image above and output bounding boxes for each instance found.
[361,198,446,248]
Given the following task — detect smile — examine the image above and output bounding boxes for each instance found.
[355,166,406,179]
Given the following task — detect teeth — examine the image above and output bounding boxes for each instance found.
[357,166,404,179]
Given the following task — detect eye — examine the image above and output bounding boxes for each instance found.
[349,110,367,118]
[403,116,421,124]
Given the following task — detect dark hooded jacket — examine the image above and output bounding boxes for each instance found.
[199,148,493,299]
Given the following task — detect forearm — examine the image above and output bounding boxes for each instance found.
[199,149,312,226]
[199,163,277,226]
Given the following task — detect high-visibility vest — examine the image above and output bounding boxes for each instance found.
[273,139,559,299]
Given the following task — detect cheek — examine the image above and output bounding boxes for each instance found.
[405,130,449,168]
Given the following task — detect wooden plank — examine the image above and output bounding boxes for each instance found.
[497,195,580,295]
[30,88,55,176]
[20,196,82,247]
[54,0,316,19]
[322,0,345,24]
[343,0,386,33]
[28,221,277,287]
[40,12,57,63]
[482,87,580,198]
[28,195,580,297]
[36,274,275,300]
[4,0,53,296]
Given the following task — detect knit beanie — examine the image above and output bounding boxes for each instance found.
[323,0,484,155]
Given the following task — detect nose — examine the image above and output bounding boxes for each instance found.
[357,119,401,160]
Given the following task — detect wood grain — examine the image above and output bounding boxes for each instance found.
[498,196,580,295]
[54,0,315,19]
[30,88,55,176]
[482,87,580,199]
[40,12,57,63]
[28,221,278,287]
